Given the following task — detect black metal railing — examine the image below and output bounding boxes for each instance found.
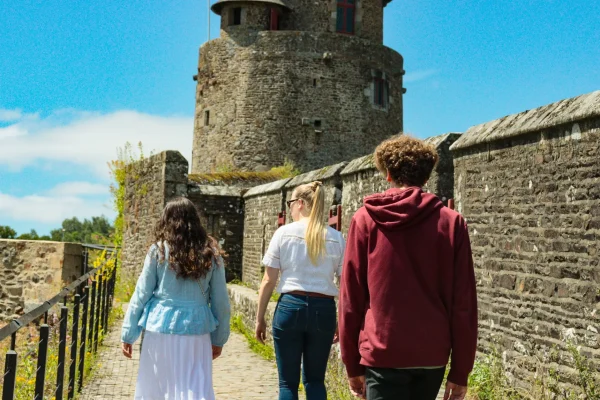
[0,244,118,400]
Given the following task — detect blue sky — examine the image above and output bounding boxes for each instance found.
[1,0,599,235]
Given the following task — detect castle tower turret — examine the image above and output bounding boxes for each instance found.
[192,0,404,173]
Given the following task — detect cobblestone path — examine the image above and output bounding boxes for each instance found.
[79,305,279,399]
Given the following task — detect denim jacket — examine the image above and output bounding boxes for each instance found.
[121,244,231,347]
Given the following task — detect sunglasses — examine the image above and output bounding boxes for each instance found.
[286,198,300,208]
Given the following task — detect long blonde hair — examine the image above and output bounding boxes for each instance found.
[294,181,326,265]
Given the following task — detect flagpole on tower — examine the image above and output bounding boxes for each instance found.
[207,0,211,42]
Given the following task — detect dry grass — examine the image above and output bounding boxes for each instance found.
[189,160,300,184]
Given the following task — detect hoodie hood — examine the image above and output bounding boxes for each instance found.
[364,187,443,230]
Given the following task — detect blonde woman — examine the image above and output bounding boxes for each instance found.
[255,181,346,400]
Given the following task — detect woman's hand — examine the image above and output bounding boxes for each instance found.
[255,319,267,344]
[256,267,279,344]
[333,326,340,344]
[212,345,223,360]
[121,342,133,359]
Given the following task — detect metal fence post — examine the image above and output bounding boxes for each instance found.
[68,294,80,400]
[88,280,96,353]
[103,269,111,330]
[101,274,108,335]
[94,274,103,352]
[56,306,68,400]
[78,285,89,391]
[34,323,50,400]
[2,333,18,400]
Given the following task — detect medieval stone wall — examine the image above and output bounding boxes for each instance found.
[193,32,403,173]
[188,184,245,281]
[220,3,272,33]
[356,0,384,43]
[228,284,277,344]
[279,0,329,33]
[257,0,384,42]
[242,179,290,287]
[452,110,600,384]
[424,133,461,204]
[339,154,388,231]
[122,151,188,274]
[0,240,83,321]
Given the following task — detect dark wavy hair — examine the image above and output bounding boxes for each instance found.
[153,197,218,280]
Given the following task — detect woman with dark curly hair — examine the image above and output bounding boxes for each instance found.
[121,197,230,400]
[339,135,477,400]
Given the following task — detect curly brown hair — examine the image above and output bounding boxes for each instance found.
[374,134,439,187]
[153,197,220,280]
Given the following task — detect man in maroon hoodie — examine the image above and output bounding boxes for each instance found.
[339,135,478,400]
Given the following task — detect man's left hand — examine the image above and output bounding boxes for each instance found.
[348,375,366,398]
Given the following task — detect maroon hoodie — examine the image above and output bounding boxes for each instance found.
[339,187,477,386]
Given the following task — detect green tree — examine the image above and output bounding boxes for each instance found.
[17,229,40,240]
[0,225,17,239]
[50,215,114,244]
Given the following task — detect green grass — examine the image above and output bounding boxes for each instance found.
[324,350,354,400]
[230,315,275,361]
[228,279,252,288]
[114,267,137,304]
[464,342,599,400]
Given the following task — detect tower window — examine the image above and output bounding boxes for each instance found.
[373,72,389,108]
[231,7,242,25]
[269,8,279,30]
[336,0,355,34]
[204,110,210,126]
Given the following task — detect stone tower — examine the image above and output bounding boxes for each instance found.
[192,0,404,173]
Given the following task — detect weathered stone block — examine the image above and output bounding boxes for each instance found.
[0,240,84,322]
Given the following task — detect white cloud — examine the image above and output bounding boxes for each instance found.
[0,124,28,138]
[48,182,110,196]
[0,191,113,224]
[0,108,23,122]
[404,69,439,83]
[0,109,194,179]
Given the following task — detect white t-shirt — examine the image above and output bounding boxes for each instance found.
[262,220,346,297]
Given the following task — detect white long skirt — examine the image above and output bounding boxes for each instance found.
[134,331,215,400]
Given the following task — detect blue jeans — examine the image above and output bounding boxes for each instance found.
[272,293,337,400]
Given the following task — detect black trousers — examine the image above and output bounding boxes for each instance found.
[365,367,446,400]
